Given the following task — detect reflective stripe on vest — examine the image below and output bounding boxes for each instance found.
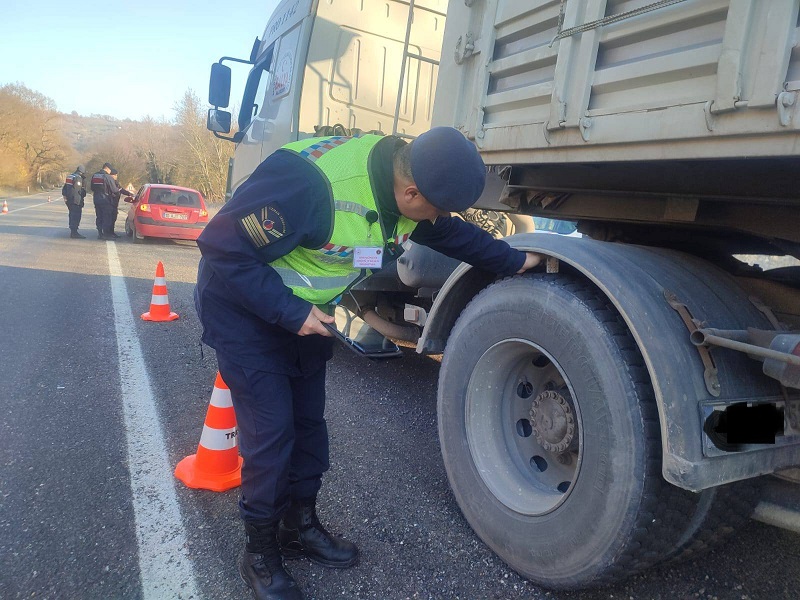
[272,267,362,291]
[334,201,369,217]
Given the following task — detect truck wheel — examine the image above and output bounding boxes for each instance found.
[438,274,700,589]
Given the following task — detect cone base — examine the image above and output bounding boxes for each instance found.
[174,454,242,492]
[141,311,179,322]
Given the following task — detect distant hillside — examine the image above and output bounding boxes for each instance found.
[59,112,139,153]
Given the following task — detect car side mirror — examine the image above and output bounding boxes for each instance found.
[207,109,232,134]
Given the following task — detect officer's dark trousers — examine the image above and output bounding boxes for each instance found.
[110,200,119,232]
[216,351,330,523]
[93,199,113,235]
[67,203,82,232]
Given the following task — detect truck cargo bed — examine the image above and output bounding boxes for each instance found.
[435,0,800,164]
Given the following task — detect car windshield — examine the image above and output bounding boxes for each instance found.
[148,189,202,208]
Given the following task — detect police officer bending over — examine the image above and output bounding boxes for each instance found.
[62,165,87,238]
[195,127,541,600]
[91,162,117,240]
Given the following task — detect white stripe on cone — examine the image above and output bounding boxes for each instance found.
[209,387,233,408]
[149,294,169,305]
[199,425,239,451]
[154,277,166,286]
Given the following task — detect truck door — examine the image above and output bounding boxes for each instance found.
[230,0,316,192]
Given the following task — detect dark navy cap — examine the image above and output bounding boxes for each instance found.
[410,127,486,212]
[103,162,114,170]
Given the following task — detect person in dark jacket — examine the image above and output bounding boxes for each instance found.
[108,168,133,237]
[91,163,117,240]
[62,165,87,238]
[194,128,541,600]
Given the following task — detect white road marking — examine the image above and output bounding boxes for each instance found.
[2,199,60,213]
[106,243,199,599]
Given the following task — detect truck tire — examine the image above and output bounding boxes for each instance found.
[665,479,760,564]
[438,274,702,589]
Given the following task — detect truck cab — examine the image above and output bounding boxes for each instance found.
[208,0,447,192]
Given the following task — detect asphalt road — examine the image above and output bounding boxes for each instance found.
[1,191,799,600]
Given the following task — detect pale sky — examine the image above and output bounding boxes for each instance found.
[1,0,282,121]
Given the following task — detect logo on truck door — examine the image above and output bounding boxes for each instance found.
[273,51,293,99]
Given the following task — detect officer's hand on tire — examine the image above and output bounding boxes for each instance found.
[297,305,335,336]
[517,251,543,273]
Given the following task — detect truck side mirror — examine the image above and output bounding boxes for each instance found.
[207,109,233,134]
[209,63,232,108]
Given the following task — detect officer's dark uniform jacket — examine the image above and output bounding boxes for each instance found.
[91,170,115,203]
[91,170,117,234]
[64,171,86,207]
[195,135,525,373]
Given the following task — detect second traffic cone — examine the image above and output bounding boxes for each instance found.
[141,261,179,321]
[174,372,242,492]
[1,200,8,214]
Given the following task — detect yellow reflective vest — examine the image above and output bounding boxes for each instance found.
[270,135,418,305]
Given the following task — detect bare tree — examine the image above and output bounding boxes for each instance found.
[174,89,233,201]
[84,128,147,189]
[0,83,72,188]
[0,83,233,196]
[133,116,181,184]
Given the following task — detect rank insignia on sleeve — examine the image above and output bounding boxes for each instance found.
[240,205,291,248]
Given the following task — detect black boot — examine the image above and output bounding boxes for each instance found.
[240,521,303,600]
[70,231,85,239]
[279,498,359,568]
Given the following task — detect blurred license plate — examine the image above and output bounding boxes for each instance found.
[164,212,188,220]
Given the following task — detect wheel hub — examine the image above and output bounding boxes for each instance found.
[530,389,576,453]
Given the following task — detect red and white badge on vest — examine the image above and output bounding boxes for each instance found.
[353,246,384,269]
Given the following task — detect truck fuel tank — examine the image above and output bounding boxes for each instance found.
[396,241,461,290]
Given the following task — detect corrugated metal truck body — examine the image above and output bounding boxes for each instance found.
[435,0,800,164]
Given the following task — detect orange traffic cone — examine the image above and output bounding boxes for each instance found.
[174,372,242,491]
[141,261,179,321]
[1,201,8,214]
[48,195,51,202]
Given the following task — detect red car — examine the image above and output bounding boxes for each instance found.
[124,184,209,243]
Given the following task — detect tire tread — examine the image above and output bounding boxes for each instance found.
[458,274,706,587]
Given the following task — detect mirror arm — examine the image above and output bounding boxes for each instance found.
[218,55,254,67]
[213,131,238,142]
[212,131,245,143]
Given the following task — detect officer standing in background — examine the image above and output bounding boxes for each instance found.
[90,162,117,240]
[194,127,541,600]
[109,168,133,237]
[62,165,87,238]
